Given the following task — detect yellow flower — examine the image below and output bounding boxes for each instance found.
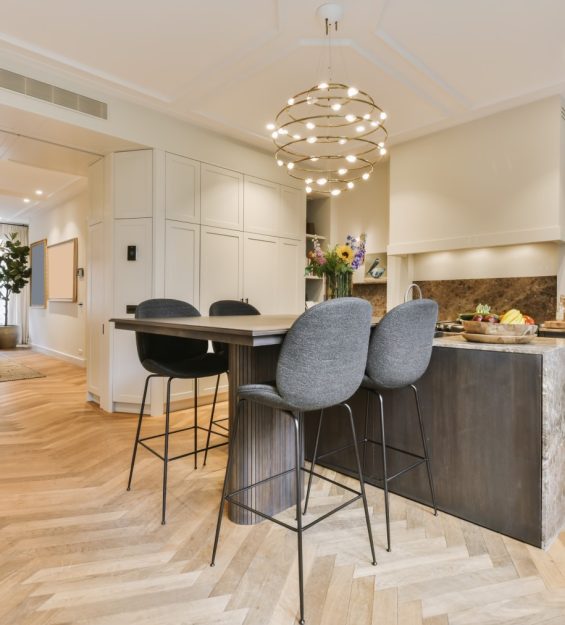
[336,244,354,264]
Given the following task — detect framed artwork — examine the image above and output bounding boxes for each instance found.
[47,238,77,302]
[365,252,387,281]
[30,239,47,308]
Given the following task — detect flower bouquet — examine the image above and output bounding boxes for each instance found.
[306,234,366,299]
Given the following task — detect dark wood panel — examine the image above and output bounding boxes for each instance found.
[305,346,543,546]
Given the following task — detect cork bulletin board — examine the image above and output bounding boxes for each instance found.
[47,238,77,302]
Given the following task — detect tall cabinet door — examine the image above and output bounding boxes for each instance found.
[243,233,280,314]
[279,186,305,240]
[113,151,153,219]
[112,218,153,405]
[200,226,243,313]
[243,176,280,236]
[201,164,243,230]
[165,153,200,223]
[87,221,104,397]
[164,221,200,307]
[278,238,306,314]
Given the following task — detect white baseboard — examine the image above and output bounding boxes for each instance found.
[31,343,86,367]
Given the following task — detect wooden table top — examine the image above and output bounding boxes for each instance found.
[111,314,382,347]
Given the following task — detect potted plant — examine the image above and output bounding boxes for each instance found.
[0,233,31,349]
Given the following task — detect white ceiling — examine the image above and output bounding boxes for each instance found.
[1,0,564,150]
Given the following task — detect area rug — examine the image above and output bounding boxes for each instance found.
[0,357,45,382]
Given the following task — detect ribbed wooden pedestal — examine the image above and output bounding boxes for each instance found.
[227,344,297,524]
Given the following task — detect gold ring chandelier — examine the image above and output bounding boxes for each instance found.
[267,4,388,196]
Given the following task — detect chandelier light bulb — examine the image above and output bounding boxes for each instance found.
[338,168,348,175]
[287,162,295,170]
[338,138,347,145]
[380,111,387,120]
[266,123,275,130]
[346,155,357,163]
[347,181,355,189]
[362,173,370,180]
[307,136,317,144]
[347,86,359,97]
[277,159,284,166]
[317,177,327,186]
[306,186,312,193]
[271,131,279,139]
[379,148,387,156]
[356,125,365,133]
[378,142,385,148]
[331,102,342,111]
[292,134,301,140]
[287,97,295,105]
[370,120,380,127]
[306,121,316,130]
[278,128,288,135]
[310,157,319,162]
[318,82,329,89]
[305,178,313,184]
[345,114,356,123]
[331,189,341,196]
[363,113,371,120]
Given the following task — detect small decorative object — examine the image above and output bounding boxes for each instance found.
[306,222,316,235]
[305,233,366,299]
[0,233,31,349]
[365,252,387,280]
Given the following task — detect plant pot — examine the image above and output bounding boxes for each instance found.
[0,325,18,349]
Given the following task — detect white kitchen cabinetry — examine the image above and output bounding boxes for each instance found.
[112,218,153,404]
[165,153,200,224]
[88,158,104,225]
[280,185,306,240]
[87,221,104,397]
[201,164,243,231]
[278,238,306,313]
[113,151,153,219]
[243,233,280,313]
[243,176,280,237]
[200,226,244,313]
[164,220,200,307]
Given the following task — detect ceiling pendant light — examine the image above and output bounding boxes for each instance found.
[269,3,388,195]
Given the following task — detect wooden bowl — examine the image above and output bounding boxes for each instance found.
[462,320,538,336]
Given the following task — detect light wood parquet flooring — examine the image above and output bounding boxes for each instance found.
[1,349,565,625]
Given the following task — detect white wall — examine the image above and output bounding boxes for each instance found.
[28,183,88,365]
[389,97,563,255]
[413,242,562,281]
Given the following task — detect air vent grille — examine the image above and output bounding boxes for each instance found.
[0,68,107,120]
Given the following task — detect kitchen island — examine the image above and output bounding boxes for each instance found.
[305,335,565,549]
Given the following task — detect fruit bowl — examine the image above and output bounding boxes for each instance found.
[462,320,538,336]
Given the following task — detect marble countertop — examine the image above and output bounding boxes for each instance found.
[434,334,565,355]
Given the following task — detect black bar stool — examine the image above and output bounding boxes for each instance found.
[210,298,376,625]
[203,299,260,466]
[127,298,229,524]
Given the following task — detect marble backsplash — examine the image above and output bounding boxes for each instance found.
[353,283,387,317]
[415,276,557,323]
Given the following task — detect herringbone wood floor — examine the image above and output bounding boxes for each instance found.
[1,350,565,625]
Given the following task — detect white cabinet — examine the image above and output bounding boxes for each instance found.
[278,238,306,314]
[87,221,104,396]
[165,153,200,223]
[201,164,243,230]
[88,158,104,225]
[112,218,153,404]
[165,221,200,306]
[279,186,305,240]
[243,233,280,314]
[200,226,243,313]
[243,176,280,236]
[113,150,153,219]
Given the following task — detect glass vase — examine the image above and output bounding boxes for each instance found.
[325,271,353,299]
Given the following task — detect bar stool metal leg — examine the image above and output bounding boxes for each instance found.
[211,398,244,566]
[292,413,305,625]
[342,402,377,566]
[162,377,174,525]
[127,373,157,491]
[203,374,221,467]
[412,384,438,516]
[377,391,391,552]
[303,409,324,515]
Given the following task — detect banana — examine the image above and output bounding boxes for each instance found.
[500,309,524,324]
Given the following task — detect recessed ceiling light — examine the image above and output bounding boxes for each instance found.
[23,198,30,203]
[35,189,44,196]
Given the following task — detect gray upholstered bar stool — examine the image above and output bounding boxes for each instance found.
[127,299,229,524]
[210,298,376,625]
[361,298,438,552]
[203,299,260,466]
